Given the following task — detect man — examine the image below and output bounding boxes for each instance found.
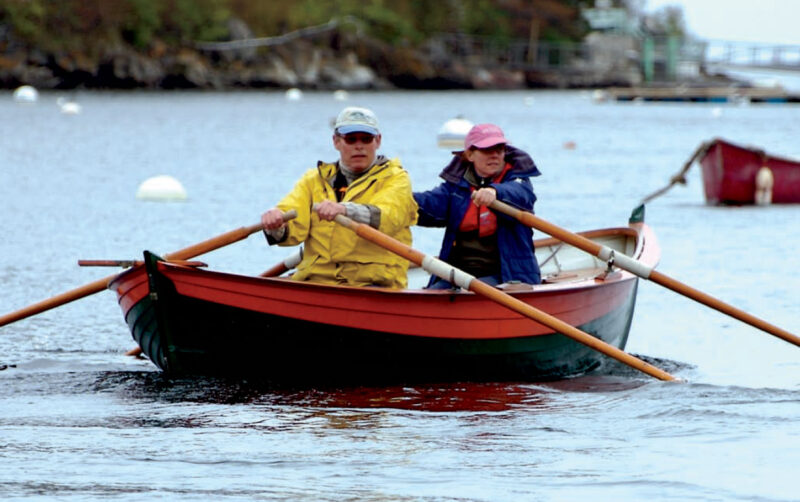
[261,106,418,288]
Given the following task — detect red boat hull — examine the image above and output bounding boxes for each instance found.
[109,224,659,384]
[700,138,800,205]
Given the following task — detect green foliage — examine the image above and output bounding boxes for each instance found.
[361,1,420,44]
[163,0,230,42]
[0,0,583,52]
[271,0,515,44]
[0,0,46,41]
[123,0,163,48]
[459,0,512,39]
[227,1,293,36]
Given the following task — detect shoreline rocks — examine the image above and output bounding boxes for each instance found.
[0,26,662,91]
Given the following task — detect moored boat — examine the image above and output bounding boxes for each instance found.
[109,218,659,385]
[699,138,800,205]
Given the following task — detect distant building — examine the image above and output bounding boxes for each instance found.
[581,2,708,83]
[581,1,640,36]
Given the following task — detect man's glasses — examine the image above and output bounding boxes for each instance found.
[338,133,376,145]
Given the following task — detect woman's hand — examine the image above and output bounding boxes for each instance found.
[472,187,497,207]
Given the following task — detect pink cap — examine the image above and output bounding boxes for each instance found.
[464,123,508,150]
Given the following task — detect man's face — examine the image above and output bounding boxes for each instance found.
[334,132,381,173]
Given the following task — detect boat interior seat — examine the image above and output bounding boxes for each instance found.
[541,266,608,284]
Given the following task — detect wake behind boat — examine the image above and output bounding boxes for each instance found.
[109,215,659,385]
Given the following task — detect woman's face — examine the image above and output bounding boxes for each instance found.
[465,144,506,178]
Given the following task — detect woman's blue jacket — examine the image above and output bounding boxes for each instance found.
[414,145,542,286]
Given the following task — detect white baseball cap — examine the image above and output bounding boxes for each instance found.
[334,106,380,135]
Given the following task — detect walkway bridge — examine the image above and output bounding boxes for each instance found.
[427,34,800,82]
[702,41,800,72]
[426,33,592,72]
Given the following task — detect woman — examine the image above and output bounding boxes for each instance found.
[414,123,541,288]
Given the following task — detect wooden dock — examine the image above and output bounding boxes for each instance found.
[606,86,800,103]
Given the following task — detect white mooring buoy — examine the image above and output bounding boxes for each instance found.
[436,116,474,149]
[13,85,38,103]
[591,89,609,103]
[136,175,188,201]
[285,88,303,101]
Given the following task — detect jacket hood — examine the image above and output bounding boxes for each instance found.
[439,145,540,184]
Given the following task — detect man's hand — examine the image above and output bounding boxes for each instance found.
[261,208,287,231]
[315,200,347,221]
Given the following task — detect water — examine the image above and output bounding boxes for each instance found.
[1,90,799,501]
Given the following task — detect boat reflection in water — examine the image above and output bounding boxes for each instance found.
[105,371,648,413]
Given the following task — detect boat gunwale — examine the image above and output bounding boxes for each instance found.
[109,224,653,305]
[704,137,800,167]
[143,223,650,300]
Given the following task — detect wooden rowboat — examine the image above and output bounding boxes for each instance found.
[109,217,659,384]
[699,138,800,205]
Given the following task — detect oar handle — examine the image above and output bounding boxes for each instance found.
[330,212,677,382]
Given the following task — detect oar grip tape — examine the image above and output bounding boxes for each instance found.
[283,247,303,269]
[598,246,653,279]
[422,255,474,290]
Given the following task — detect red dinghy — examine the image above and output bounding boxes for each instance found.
[109,217,659,384]
[699,138,800,205]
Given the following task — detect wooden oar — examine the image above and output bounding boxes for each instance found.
[0,210,297,328]
[259,248,303,277]
[489,199,800,348]
[329,212,677,382]
[78,259,207,268]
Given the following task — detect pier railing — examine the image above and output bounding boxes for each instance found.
[428,33,800,81]
[703,41,800,71]
[426,33,593,71]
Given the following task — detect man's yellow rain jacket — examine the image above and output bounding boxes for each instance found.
[275,157,418,288]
